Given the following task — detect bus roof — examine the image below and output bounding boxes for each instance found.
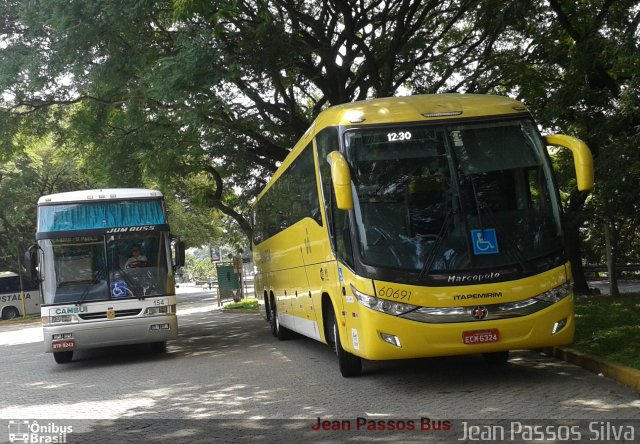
[38,189,164,205]
[312,93,527,129]
[255,94,528,203]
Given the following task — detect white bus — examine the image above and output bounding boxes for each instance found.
[0,271,41,320]
[33,189,185,364]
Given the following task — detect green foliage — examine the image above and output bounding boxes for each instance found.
[224,298,258,310]
[573,294,640,370]
[0,0,639,274]
[475,0,640,284]
[183,252,217,282]
[1,0,519,243]
[164,191,223,249]
[0,134,97,270]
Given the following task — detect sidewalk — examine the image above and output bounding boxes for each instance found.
[175,282,210,294]
[553,347,640,394]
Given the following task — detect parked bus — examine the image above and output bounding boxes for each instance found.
[252,94,593,377]
[33,189,185,364]
[0,271,40,320]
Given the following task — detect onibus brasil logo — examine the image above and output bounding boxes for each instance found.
[8,420,72,443]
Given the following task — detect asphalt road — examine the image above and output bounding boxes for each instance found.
[1,287,638,442]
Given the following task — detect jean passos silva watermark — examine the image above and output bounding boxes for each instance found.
[8,420,72,443]
[460,421,635,442]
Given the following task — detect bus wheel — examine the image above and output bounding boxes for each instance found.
[53,351,73,364]
[332,312,362,377]
[151,341,167,353]
[482,351,509,366]
[270,302,292,340]
[2,306,20,320]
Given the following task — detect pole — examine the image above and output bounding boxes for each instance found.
[17,245,26,319]
[243,263,249,297]
[234,255,244,300]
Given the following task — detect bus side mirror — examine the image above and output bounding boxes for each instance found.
[25,245,40,282]
[175,241,186,268]
[544,134,594,192]
[327,151,354,210]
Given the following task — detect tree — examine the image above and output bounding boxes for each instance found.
[475,0,640,292]
[1,0,638,288]
[183,251,217,282]
[0,134,96,271]
[1,0,512,242]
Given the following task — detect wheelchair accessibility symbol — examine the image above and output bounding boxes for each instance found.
[111,281,128,298]
[471,229,499,255]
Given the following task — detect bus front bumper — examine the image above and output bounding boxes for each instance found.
[342,296,574,360]
[43,314,178,353]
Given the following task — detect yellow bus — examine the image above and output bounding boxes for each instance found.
[251,94,593,377]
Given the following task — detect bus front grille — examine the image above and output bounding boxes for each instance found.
[79,309,142,320]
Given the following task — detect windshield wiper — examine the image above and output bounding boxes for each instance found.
[74,283,94,306]
[75,272,102,306]
[466,173,529,272]
[417,208,455,281]
[116,266,146,299]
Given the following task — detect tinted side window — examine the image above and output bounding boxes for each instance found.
[253,143,321,245]
[316,126,355,267]
[0,277,20,293]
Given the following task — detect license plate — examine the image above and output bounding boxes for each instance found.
[462,329,500,345]
[52,340,76,351]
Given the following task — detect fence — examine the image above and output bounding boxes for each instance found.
[583,264,640,279]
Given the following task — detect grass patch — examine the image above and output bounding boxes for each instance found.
[0,315,41,325]
[224,298,259,311]
[573,293,640,370]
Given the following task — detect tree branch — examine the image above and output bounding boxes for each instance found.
[204,163,252,240]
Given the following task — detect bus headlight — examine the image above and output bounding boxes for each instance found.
[535,282,572,303]
[144,304,176,316]
[42,315,76,325]
[351,284,417,316]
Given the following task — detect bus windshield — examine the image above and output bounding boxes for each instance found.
[41,232,170,304]
[345,118,563,274]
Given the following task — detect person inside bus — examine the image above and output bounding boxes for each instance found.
[125,244,148,268]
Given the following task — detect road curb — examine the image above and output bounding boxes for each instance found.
[220,309,260,314]
[552,346,640,394]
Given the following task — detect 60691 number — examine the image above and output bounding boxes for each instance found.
[377,287,412,301]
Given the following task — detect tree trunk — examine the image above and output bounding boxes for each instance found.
[564,188,591,294]
[603,222,620,296]
[565,221,590,294]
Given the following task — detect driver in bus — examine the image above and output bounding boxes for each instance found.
[125,244,148,268]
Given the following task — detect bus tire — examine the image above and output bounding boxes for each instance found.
[2,306,20,320]
[270,301,292,340]
[332,311,362,377]
[53,351,73,364]
[151,341,167,353]
[482,351,509,366]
